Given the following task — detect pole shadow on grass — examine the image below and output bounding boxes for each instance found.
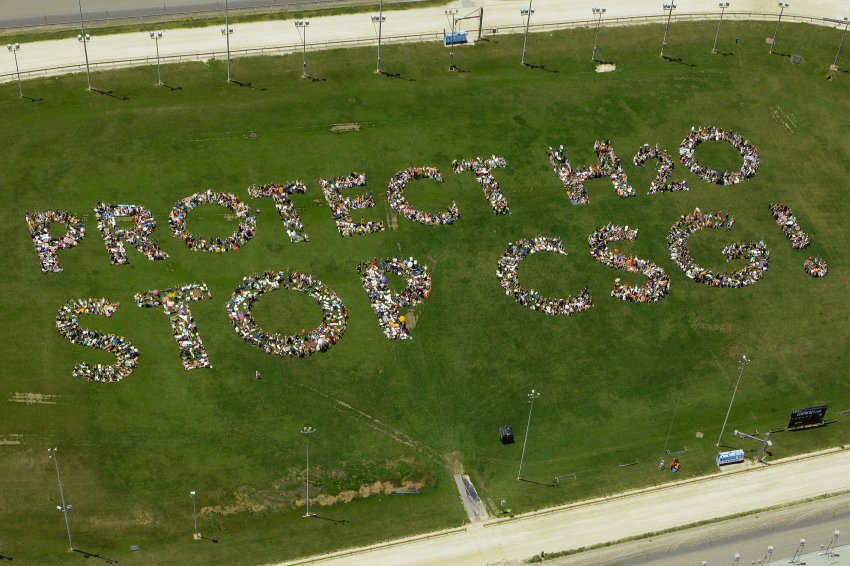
[311,513,349,524]
[303,75,326,83]
[199,535,219,543]
[22,95,43,102]
[450,66,470,74]
[518,478,557,488]
[661,55,696,67]
[379,71,415,82]
[230,79,268,91]
[73,548,118,563]
[161,83,183,92]
[715,51,735,57]
[92,88,129,101]
[524,63,560,73]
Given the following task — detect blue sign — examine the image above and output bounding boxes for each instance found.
[716,449,745,466]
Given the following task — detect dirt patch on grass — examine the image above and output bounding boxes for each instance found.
[8,392,58,404]
[330,123,361,133]
[443,451,464,474]
[0,435,23,445]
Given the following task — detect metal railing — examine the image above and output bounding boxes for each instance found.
[0,10,845,83]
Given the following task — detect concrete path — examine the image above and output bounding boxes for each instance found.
[453,474,489,522]
[2,0,849,82]
[279,448,850,565]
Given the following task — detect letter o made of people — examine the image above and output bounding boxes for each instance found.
[226,271,349,357]
[168,191,256,252]
[678,126,760,186]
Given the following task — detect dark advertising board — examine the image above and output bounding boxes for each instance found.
[787,405,828,429]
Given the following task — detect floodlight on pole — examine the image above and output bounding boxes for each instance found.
[660,3,677,58]
[517,389,541,480]
[445,10,458,71]
[823,530,840,557]
[189,491,201,540]
[716,355,749,447]
[77,0,92,91]
[832,17,849,70]
[295,21,310,78]
[770,2,789,54]
[591,7,606,61]
[520,0,534,66]
[712,2,731,53]
[302,426,316,517]
[763,545,774,566]
[6,43,23,98]
[221,0,233,82]
[48,448,74,551]
[790,538,806,565]
[149,31,163,85]
[372,0,385,73]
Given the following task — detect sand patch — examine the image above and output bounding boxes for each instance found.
[596,63,616,73]
[8,392,58,405]
[330,123,361,133]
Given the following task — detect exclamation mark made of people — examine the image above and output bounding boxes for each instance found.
[768,204,828,278]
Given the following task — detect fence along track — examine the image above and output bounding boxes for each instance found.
[0,11,844,83]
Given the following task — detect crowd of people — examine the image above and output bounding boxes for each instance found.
[633,144,689,195]
[451,156,511,215]
[547,141,635,205]
[668,208,770,287]
[496,237,593,315]
[248,182,310,243]
[804,256,828,277]
[768,203,810,249]
[588,224,670,303]
[386,167,459,225]
[356,257,431,340]
[26,210,86,273]
[226,270,348,357]
[320,173,385,237]
[55,298,139,382]
[134,284,211,370]
[679,126,760,185]
[94,203,170,265]
[168,190,256,252]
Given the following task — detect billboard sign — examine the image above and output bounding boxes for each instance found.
[787,405,828,429]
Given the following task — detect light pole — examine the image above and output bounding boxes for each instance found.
[189,491,201,540]
[790,538,806,565]
[77,0,92,91]
[6,43,22,98]
[732,552,741,565]
[717,355,749,447]
[372,0,385,74]
[520,0,534,66]
[712,2,730,53]
[660,3,677,57]
[149,31,163,85]
[221,0,233,83]
[47,448,74,551]
[831,17,849,71]
[591,7,606,61]
[763,545,774,565]
[823,530,840,557]
[295,21,310,78]
[517,389,540,480]
[302,426,316,517]
[770,2,789,54]
[445,10,458,71]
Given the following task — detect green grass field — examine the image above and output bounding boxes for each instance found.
[1,18,850,565]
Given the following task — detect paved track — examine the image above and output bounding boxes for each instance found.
[278,449,850,565]
[1,0,848,82]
